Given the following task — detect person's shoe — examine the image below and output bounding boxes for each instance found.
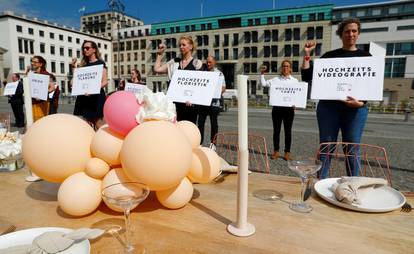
[271,151,280,160]
[284,152,292,161]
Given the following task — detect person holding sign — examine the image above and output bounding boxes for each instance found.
[26,56,55,121]
[260,60,298,161]
[130,68,144,84]
[8,73,25,128]
[123,68,147,94]
[198,56,226,148]
[301,18,371,178]
[72,40,108,129]
[48,74,60,114]
[154,36,204,124]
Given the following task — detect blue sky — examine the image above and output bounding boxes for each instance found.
[0,0,387,28]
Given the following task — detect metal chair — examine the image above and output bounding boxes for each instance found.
[316,142,392,186]
[213,132,270,174]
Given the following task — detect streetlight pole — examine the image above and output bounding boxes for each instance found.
[108,0,125,89]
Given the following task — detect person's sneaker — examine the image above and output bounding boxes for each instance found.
[209,143,217,151]
[271,151,280,160]
[284,152,292,161]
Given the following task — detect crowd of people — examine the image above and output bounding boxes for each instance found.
[2,18,369,178]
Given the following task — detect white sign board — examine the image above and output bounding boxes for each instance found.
[28,72,49,101]
[213,73,224,99]
[311,56,384,101]
[3,81,19,96]
[369,42,386,57]
[72,64,103,96]
[269,81,308,108]
[125,82,146,94]
[167,70,219,106]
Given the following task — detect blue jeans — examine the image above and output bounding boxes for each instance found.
[316,101,368,178]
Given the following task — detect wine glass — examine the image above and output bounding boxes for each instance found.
[287,159,322,213]
[102,182,150,253]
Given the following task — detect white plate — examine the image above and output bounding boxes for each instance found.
[0,227,90,253]
[314,178,406,213]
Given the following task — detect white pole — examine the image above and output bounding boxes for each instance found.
[273,0,276,9]
[200,2,203,17]
[23,77,41,182]
[227,75,255,237]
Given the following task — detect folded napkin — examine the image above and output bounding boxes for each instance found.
[0,228,104,254]
[332,177,388,206]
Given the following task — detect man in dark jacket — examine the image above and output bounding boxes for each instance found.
[8,73,25,128]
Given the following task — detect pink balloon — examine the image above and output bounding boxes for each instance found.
[104,91,141,136]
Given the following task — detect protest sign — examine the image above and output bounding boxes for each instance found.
[28,72,49,101]
[72,64,103,96]
[125,82,146,94]
[3,81,19,96]
[269,81,308,108]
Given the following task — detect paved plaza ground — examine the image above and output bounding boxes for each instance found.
[2,96,413,191]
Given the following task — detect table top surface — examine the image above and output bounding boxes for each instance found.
[1,168,413,254]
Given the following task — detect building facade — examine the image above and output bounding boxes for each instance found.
[332,0,414,104]
[0,11,113,95]
[113,4,333,97]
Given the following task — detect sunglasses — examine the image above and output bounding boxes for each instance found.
[31,60,39,64]
[83,46,93,51]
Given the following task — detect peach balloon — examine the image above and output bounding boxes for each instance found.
[121,121,192,191]
[22,114,95,183]
[58,172,102,216]
[156,177,193,209]
[85,157,110,179]
[91,125,124,166]
[188,147,221,183]
[176,120,201,149]
[102,168,134,212]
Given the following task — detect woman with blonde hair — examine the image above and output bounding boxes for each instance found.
[260,59,298,161]
[72,40,108,129]
[154,35,203,123]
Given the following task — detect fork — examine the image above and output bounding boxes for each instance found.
[401,202,412,213]
[0,225,16,235]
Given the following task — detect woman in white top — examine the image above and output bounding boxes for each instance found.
[260,59,298,161]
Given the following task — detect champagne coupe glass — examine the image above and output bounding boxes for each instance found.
[102,182,150,253]
[287,159,322,213]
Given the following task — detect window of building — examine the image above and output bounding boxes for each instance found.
[127,53,131,61]
[141,64,145,74]
[215,49,220,60]
[134,52,138,61]
[271,45,278,57]
[315,43,322,56]
[200,24,206,30]
[223,34,229,46]
[185,25,190,32]
[214,35,220,47]
[293,44,300,56]
[50,45,55,55]
[292,60,299,72]
[76,50,80,58]
[28,28,34,35]
[389,7,399,14]
[394,42,414,55]
[50,32,54,39]
[251,63,257,73]
[51,61,56,73]
[233,33,238,46]
[19,57,25,70]
[161,28,166,34]
[316,26,323,39]
[68,48,72,57]
[76,38,80,44]
[250,80,257,95]
[248,19,253,26]
[197,36,202,47]
[356,10,366,17]
[252,31,258,43]
[16,25,22,32]
[126,41,132,50]
[264,46,270,57]
[287,15,294,23]
[203,35,209,46]
[264,30,271,42]
[372,8,381,15]
[251,47,257,58]
[307,27,315,40]
[68,36,72,42]
[244,63,250,73]
[203,49,208,59]
[244,32,251,43]
[132,40,138,50]
[284,45,291,57]
[39,30,44,37]
[317,12,325,20]
[224,48,229,60]
[141,40,146,49]
[233,48,238,59]
[295,15,302,22]
[191,25,196,31]
[29,41,33,54]
[267,17,273,24]
[293,28,300,40]
[272,29,278,41]
[271,61,277,73]
[60,62,65,74]
[59,34,63,41]
[285,29,292,41]
[254,18,260,26]
[385,58,406,77]
[40,43,45,53]
[274,16,281,24]
[309,13,316,21]
[244,47,250,58]
[18,39,23,53]
[60,47,64,56]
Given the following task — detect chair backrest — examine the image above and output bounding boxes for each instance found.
[316,142,392,186]
[213,132,270,173]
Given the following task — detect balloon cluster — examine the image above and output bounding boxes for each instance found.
[22,91,221,216]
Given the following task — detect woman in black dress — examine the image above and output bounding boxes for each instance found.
[154,36,203,124]
[72,40,108,129]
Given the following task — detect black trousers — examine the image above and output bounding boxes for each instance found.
[175,102,198,124]
[272,106,294,152]
[197,105,220,145]
[10,103,25,127]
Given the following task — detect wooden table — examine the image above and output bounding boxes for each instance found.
[1,168,413,253]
